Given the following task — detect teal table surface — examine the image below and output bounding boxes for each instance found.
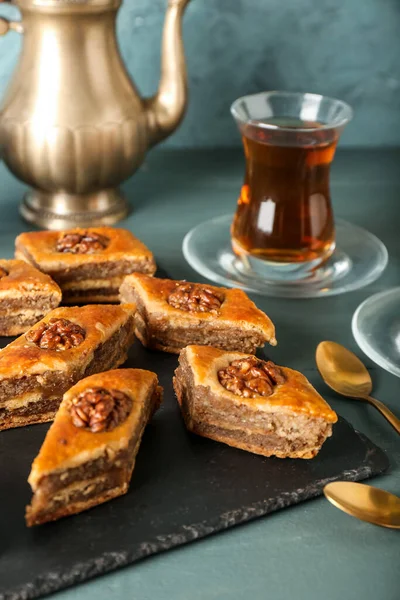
[0,148,399,600]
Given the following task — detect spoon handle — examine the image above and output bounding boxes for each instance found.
[365,396,400,434]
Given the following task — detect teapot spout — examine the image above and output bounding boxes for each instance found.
[145,0,191,147]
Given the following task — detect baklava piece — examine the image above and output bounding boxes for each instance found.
[119,274,276,354]
[0,259,61,336]
[15,227,156,304]
[26,368,162,526]
[0,304,136,431]
[173,346,337,459]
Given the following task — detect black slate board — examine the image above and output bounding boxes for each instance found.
[0,341,389,600]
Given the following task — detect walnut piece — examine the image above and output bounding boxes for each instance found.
[26,318,86,350]
[218,356,285,398]
[168,283,224,313]
[56,231,109,254]
[70,387,132,432]
[0,267,8,279]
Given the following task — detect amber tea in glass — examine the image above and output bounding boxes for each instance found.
[231,92,352,280]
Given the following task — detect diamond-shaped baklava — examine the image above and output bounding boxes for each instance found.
[173,345,337,459]
[0,304,136,431]
[0,259,61,336]
[26,368,162,526]
[119,274,276,354]
[15,227,156,303]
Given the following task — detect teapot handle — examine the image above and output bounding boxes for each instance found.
[0,0,23,36]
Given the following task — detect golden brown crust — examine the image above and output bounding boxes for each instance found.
[120,273,276,344]
[28,368,162,488]
[180,345,337,422]
[0,304,136,379]
[0,259,61,297]
[15,227,156,273]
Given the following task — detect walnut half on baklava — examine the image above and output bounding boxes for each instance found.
[173,346,338,459]
[120,274,276,354]
[26,368,162,526]
[0,259,61,336]
[15,227,156,304]
[0,304,136,431]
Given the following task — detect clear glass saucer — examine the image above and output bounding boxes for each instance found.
[352,288,400,378]
[182,214,388,299]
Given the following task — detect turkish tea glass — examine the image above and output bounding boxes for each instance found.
[231,91,353,280]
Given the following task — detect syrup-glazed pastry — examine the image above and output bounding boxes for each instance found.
[119,274,276,354]
[173,345,337,459]
[0,259,61,336]
[26,368,162,526]
[15,227,156,303]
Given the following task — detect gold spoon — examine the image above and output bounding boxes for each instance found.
[324,481,400,529]
[316,341,400,434]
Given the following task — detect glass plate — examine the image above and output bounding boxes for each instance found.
[183,214,388,299]
[352,287,400,378]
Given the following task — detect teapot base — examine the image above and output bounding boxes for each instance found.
[20,188,130,230]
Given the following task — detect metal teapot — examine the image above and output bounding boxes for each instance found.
[0,0,191,228]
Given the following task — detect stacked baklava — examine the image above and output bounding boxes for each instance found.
[0,224,337,528]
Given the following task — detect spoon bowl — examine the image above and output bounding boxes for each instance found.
[324,481,400,529]
[316,341,400,434]
[316,341,372,397]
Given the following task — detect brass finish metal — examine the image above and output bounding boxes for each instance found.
[324,481,400,529]
[316,341,400,434]
[0,17,23,35]
[20,189,129,230]
[0,0,191,228]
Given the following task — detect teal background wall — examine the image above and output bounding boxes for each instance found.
[0,0,399,148]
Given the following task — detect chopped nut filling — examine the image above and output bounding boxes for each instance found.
[70,387,132,432]
[168,283,224,313]
[26,318,86,350]
[218,356,285,398]
[56,231,109,254]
